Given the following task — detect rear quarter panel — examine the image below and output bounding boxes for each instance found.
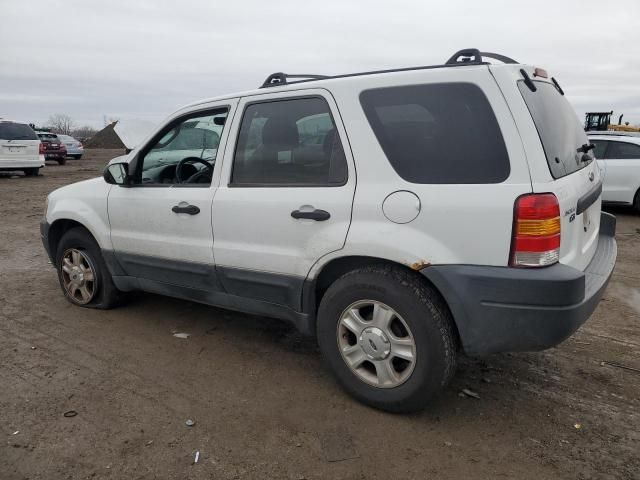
[308,66,532,277]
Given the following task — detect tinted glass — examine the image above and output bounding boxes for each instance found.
[591,140,608,159]
[606,141,640,160]
[360,83,510,184]
[0,122,38,140]
[139,109,228,185]
[232,97,347,186]
[37,133,59,142]
[518,81,592,179]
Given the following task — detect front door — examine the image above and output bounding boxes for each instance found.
[212,91,356,310]
[108,101,237,290]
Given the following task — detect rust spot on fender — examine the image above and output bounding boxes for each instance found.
[410,259,430,271]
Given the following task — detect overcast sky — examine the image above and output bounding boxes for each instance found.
[1,0,639,130]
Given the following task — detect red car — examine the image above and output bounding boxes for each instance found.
[36,132,67,165]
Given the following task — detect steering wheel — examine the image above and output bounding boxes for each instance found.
[175,157,214,184]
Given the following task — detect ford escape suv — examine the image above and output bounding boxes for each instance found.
[41,49,617,412]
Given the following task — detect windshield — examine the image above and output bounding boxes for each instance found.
[0,122,38,140]
[518,81,592,179]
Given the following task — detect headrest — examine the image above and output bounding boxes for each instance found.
[261,116,299,148]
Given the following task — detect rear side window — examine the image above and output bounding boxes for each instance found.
[360,83,510,184]
[518,81,591,179]
[0,122,38,140]
[591,140,608,159]
[231,97,348,186]
[606,141,640,159]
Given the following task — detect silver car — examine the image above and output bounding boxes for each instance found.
[58,134,84,159]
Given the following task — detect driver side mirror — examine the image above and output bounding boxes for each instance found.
[103,162,129,185]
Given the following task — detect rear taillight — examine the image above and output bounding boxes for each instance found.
[510,193,560,267]
[39,142,45,154]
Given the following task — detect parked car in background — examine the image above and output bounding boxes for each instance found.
[36,132,67,165]
[0,119,44,176]
[589,133,640,211]
[41,49,617,412]
[57,134,84,159]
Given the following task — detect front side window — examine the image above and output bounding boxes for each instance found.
[606,141,640,160]
[231,97,347,186]
[360,83,510,184]
[138,108,228,185]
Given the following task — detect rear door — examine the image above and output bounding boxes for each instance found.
[212,89,355,310]
[601,140,640,204]
[494,67,601,271]
[0,122,40,165]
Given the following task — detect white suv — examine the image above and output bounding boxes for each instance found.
[588,133,640,211]
[41,49,617,412]
[0,119,44,176]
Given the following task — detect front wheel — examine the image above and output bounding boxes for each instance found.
[55,227,121,309]
[317,265,457,413]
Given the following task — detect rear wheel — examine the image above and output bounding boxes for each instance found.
[55,227,121,309]
[634,188,640,213]
[57,158,67,165]
[317,265,457,413]
[24,168,40,177]
[73,155,82,160]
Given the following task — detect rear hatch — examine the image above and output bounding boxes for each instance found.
[508,69,601,271]
[0,122,40,161]
[38,133,64,151]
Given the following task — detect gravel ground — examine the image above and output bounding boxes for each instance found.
[1,150,639,480]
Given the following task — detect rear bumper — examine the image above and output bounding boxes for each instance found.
[0,157,45,169]
[421,212,617,356]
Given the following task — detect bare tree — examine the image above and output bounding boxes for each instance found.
[71,125,97,139]
[47,114,75,135]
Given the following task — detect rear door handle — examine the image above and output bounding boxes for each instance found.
[291,209,331,221]
[172,204,200,215]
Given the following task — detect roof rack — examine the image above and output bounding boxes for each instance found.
[259,48,519,88]
[261,72,330,88]
[445,48,518,65]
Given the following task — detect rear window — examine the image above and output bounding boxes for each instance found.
[0,122,38,141]
[518,81,592,179]
[38,133,58,140]
[360,83,510,184]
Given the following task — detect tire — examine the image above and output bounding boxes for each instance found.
[634,189,640,213]
[73,155,82,160]
[317,265,457,413]
[57,158,67,165]
[24,168,40,177]
[55,227,121,309]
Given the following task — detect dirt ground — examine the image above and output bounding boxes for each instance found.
[1,149,639,480]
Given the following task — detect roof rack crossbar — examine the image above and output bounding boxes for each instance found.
[445,49,518,65]
[261,72,330,88]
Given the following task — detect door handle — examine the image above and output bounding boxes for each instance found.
[172,204,200,215]
[291,209,331,221]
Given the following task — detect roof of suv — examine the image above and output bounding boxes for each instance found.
[184,48,526,110]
